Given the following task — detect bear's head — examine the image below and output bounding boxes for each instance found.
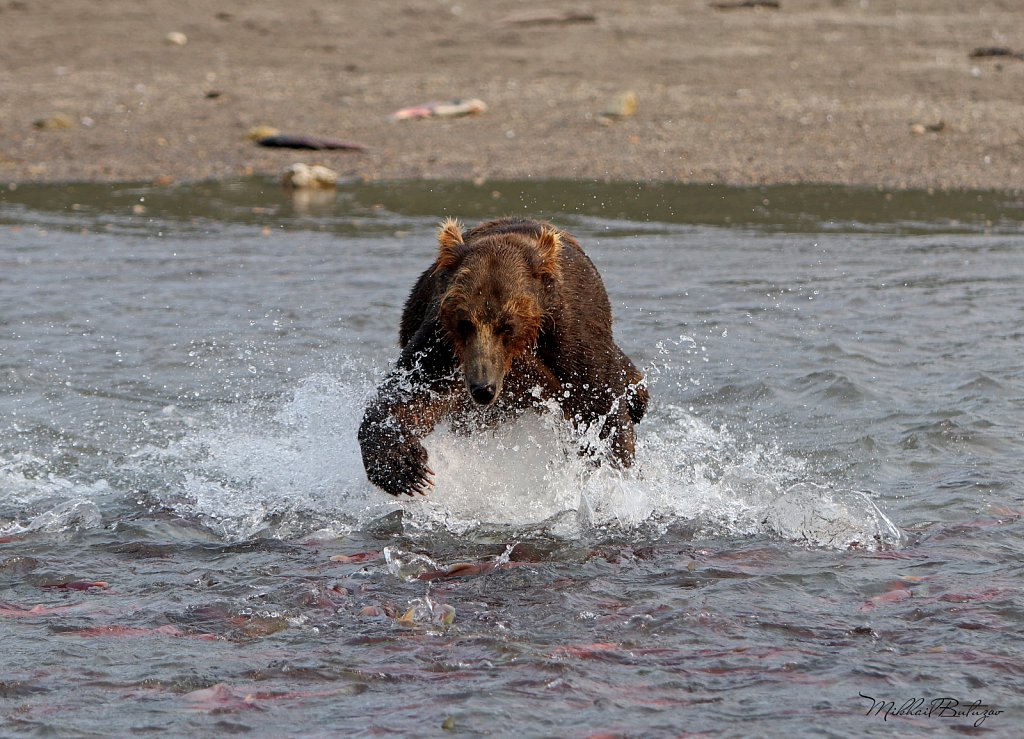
[434,218,560,406]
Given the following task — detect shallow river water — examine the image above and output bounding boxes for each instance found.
[1,180,1023,736]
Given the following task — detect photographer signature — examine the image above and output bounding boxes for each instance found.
[860,693,1003,727]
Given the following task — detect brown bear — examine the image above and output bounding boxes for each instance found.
[358,217,648,497]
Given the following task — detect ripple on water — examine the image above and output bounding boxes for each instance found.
[793,370,873,404]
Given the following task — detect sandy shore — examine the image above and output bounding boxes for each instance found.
[1,0,1022,189]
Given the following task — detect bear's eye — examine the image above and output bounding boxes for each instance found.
[456,319,474,339]
[495,322,514,339]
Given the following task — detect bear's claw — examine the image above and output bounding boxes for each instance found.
[359,428,435,497]
[408,466,436,496]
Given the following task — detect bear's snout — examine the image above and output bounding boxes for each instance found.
[469,382,498,405]
[464,360,503,405]
[460,328,507,406]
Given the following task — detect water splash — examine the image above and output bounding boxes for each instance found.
[383,546,444,581]
[763,484,903,549]
[0,454,107,535]
[127,373,393,540]
[128,367,901,549]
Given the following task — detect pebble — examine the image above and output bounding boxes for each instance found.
[282,163,338,189]
[246,125,280,141]
[33,113,75,130]
[910,121,945,135]
[597,91,637,124]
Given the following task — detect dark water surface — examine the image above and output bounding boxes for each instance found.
[1,180,1022,736]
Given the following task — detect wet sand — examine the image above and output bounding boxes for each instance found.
[1,0,1022,189]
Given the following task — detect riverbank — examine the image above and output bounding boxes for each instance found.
[2,0,1022,189]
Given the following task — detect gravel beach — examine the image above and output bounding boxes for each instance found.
[2,0,1022,189]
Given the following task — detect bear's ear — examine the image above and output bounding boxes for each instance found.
[434,217,465,272]
[534,226,562,279]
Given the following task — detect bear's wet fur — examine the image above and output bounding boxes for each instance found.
[359,217,648,496]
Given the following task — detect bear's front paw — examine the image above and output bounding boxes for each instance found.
[364,437,434,497]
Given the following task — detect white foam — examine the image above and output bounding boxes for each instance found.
[0,455,107,534]
[134,368,901,549]
[132,373,394,540]
[0,452,111,532]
